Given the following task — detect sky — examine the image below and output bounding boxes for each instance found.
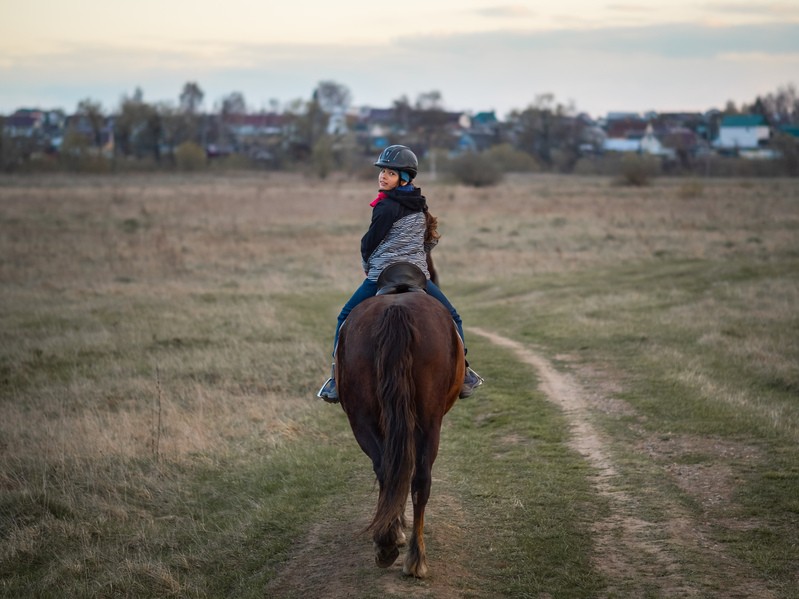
[2,0,799,118]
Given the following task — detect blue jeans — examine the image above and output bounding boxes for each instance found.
[333,278,466,355]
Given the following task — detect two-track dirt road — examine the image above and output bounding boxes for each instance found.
[266,328,774,598]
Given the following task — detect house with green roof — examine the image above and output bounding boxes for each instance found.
[778,125,799,139]
[714,114,770,150]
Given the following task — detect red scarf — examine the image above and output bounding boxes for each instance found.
[370,192,387,208]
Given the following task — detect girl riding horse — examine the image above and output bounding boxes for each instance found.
[318,144,482,401]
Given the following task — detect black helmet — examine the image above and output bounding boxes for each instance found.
[374,145,418,179]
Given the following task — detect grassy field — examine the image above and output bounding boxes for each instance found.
[1,172,798,598]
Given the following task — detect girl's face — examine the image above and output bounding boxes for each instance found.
[378,168,401,191]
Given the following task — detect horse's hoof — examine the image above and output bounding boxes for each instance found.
[402,560,429,579]
[374,545,400,568]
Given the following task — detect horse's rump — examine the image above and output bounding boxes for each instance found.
[337,291,463,419]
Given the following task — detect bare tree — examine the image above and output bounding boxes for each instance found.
[156,102,181,162]
[413,90,450,152]
[762,84,799,125]
[723,100,740,115]
[282,96,329,161]
[507,93,582,170]
[415,90,444,112]
[179,82,204,115]
[115,91,161,161]
[178,82,205,144]
[220,92,247,116]
[218,92,247,149]
[392,95,412,133]
[76,98,104,149]
[314,81,351,114]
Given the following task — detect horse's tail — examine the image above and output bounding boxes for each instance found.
[370,302,417,538]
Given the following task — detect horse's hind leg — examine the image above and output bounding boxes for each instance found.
[372,512,405,568]
[374,538,400,568]
[372,463,403,568]
[403,437,437,578]
[372,488,407,563]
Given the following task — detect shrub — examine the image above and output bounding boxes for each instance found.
[616,154,660,186]
[446,151,504,187]
[57,131,112,173]
[311,136,334,179]
[175,142,207,171]
[550,148,581,173]
[572,156,603,176]
[483,143,539,173]
[772,133,799,177]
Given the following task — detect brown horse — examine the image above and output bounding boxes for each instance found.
[336,274,464,578]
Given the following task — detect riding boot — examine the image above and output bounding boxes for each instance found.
[460,360,484,399]
[317,363,339,403]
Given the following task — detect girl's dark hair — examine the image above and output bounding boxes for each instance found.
[424,209,440,245]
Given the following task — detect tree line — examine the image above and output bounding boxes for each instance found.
[2,80,798,177]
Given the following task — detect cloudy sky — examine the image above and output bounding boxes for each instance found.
[2,1,798,118]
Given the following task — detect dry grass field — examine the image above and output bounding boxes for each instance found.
[1,172,798,598]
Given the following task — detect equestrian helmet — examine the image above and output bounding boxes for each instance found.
[374,145,418,179]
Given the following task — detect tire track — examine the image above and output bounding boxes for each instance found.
[469,327,775,598]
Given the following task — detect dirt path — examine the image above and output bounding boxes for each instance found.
[265,467,478,599]
[469,327,775,599]
[268,328,774,598]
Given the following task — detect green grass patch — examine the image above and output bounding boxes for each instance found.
[1,439,364,598]
[457,252,799,597]
[438,337,608,598]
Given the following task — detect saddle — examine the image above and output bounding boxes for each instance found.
[375,262,428,296]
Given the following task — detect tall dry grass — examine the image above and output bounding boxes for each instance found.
[1,173,372,594]
[3,171,798,469]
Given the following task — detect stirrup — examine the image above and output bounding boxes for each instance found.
[317,362,339,403]
[317,377,339,403]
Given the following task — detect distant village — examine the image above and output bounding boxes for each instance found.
[3,86,799,174]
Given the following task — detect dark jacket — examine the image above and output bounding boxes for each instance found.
[361,187,432,281]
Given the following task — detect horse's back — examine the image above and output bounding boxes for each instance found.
[337,291,463,416]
